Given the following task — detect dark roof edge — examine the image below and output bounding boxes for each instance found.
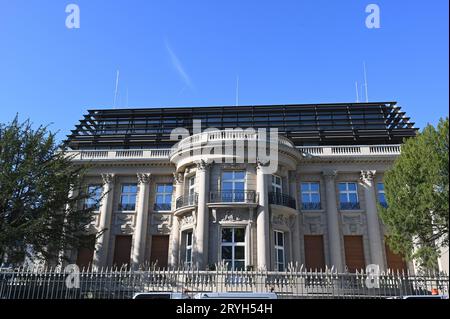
[86,101,398,113]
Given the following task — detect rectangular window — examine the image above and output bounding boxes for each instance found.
[221,228,246,270]
[185,231,193,268]
[272,175,282,195]
[377,183,387,208]
[188,176,196,205]
[119,184,137,211]
[221,171,246,202]
[339,182,360,210]
[85,185,103,211]
[274,231,285,271]
[154,184,173,211]
[300,182,321,210]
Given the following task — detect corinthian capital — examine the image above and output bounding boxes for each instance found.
[137,173,152,184]
[360,170,376,184]
[101,173,115,184]
[322,170,337,180]
[195,159,212,171]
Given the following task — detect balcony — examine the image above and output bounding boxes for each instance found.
[268,192,297,209]
[340,202,361,210]
[209,191,257,204]
[67,149,171,162]
[301,202,322,210]
[298,145,401,158]
[175,194,198,209]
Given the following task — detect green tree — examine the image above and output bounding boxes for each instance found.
[0,116,100,266]
[380,117,449,270]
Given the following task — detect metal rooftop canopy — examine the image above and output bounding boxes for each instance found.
[66,102,417,150]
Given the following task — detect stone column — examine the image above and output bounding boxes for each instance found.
[322,170,344,272]
[289,172,301,264]
[256,162,270,270]
[360,170,386,271]
[169,172,183,267]
[195,161,211,269]
[92,173,115,269]
[131,173,151,270]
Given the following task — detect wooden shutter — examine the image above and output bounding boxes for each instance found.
[385,242,408,272]
[113,235,132,269]
[344,235,365,272]
[304,235,326,270]
[150,235,170,268]
[76,237,95,270]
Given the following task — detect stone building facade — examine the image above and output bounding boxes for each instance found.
[66,102,421,272]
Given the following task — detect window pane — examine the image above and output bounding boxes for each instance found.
[348,183,357,191]
[221,246,232,259]
[187,232,192,245]
[301,183,309,192]
[311,194,320,203]
[156,185,165,193]
[222,229,233,242]
[234,171,246,180]
[235,246,245,259]
[164,195,172,203]
[222,182,233,191]
[302,194,310,203]
[349,193,358,203]
[338,183,346,191]
[234,228,245,242]
[377,183,384,191]
[166,185,173,193]
[234,182,245,191]
[339,194,348,203]
[156,195,164,203]
[222,172,233,180]
[277,232,284,246]
[310,183,319,192]
[277,250,284,263]
[121,195,128,204]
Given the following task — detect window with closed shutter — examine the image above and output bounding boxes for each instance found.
[304,235,326,270]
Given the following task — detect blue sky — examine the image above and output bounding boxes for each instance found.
[0,0,448,141]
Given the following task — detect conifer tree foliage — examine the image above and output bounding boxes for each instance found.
[380,118,449,270]
[0,117,100,265]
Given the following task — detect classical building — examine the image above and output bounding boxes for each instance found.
[66,102,420,272]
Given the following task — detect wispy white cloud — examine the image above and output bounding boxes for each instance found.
[165,39,194,91]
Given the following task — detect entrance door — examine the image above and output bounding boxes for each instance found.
[113,235,132,269]
[150,235,170,268]
[344,235,365,272]
[304,235,326,270]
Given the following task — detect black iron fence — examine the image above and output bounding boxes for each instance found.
[209,191,257,204]
[1,266,447,299]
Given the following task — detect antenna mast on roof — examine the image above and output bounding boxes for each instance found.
[355,81,360,103]
[113,70,120,109]
[363,62,369,102]
[235,75,239,106]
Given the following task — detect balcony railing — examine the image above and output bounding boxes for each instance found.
[209,191,257,204]
[340,202,361,210]
[175,194,198,209]
[153,203,172,211]
[298,145,401,157]
[268,192,297,209]
[301,202,322,210]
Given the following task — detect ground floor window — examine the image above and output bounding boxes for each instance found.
[185,231,193,267]
[274,231,285,271]
[221,227,246,270]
